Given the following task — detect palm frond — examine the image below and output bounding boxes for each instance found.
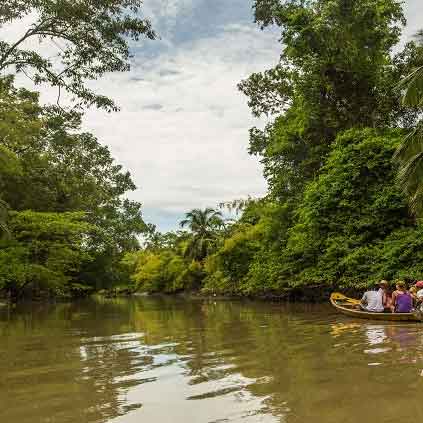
[399,65,423,107]
[179,207,223,259]
[409,181,423,216]
[395,124,423,162]
[395,32,423,216]
[179,219,190,228]
[397,150,423,188]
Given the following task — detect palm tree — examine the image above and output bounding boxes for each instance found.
[180,208,224,260]
[395,30,423,215]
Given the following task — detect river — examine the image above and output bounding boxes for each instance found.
[1,296,423,422]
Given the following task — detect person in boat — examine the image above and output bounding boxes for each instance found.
[379,280,392,312]
[409,285,418,301]
[414,281,423,311]
[360,284,384,313]
[391,281,413,313]
[415,281,423,298]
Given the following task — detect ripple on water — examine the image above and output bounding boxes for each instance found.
[2,299,423,423]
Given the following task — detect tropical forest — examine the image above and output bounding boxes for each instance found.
[1,0,423,302]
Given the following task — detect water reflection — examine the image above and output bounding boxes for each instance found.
[1,298,423,422]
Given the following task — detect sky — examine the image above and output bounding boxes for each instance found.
[1,0,423,232]
[82,0,281,232]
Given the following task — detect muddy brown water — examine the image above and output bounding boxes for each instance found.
[1,296,423,423]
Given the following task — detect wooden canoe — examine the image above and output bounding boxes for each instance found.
[330,292,423,322]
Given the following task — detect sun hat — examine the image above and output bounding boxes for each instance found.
[415,281,423,288]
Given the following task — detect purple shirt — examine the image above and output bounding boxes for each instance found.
[395,292,413,313]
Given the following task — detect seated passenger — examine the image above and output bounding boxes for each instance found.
[409,286,418,301]
[415,281,423,311]
[392,281,413,313]
[415,281,423,298]
[360,285,384,313]
[379,280,392,312]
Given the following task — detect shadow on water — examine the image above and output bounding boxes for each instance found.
[1,297,423,422]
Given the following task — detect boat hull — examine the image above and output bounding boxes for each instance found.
[330,293,422,322]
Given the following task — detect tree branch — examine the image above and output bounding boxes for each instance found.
[0,17,58,71]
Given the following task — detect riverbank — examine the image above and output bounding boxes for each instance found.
[0,286,345,305]
[0,278,401,305]
[131,284,363,304]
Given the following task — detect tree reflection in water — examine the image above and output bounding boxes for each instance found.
[1,298,423,422]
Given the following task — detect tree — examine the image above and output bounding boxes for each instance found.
[0,211,94,300]
[395,31,423,215]
[0,76,147,296]
[180,208,224,260]
[0,0,156,110]
[0,77,146,249]
[240,0,406,199]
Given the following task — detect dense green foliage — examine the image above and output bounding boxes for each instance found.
[123,220,210,293]
[0,77,146,300]
[127,0,423,299]
[0,211,94,299]
[4,0,423,301]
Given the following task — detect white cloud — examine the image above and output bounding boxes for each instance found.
[403,0,423,40]
[141,0,198,47]
[82,24,280,230]
[148,0,195,20]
